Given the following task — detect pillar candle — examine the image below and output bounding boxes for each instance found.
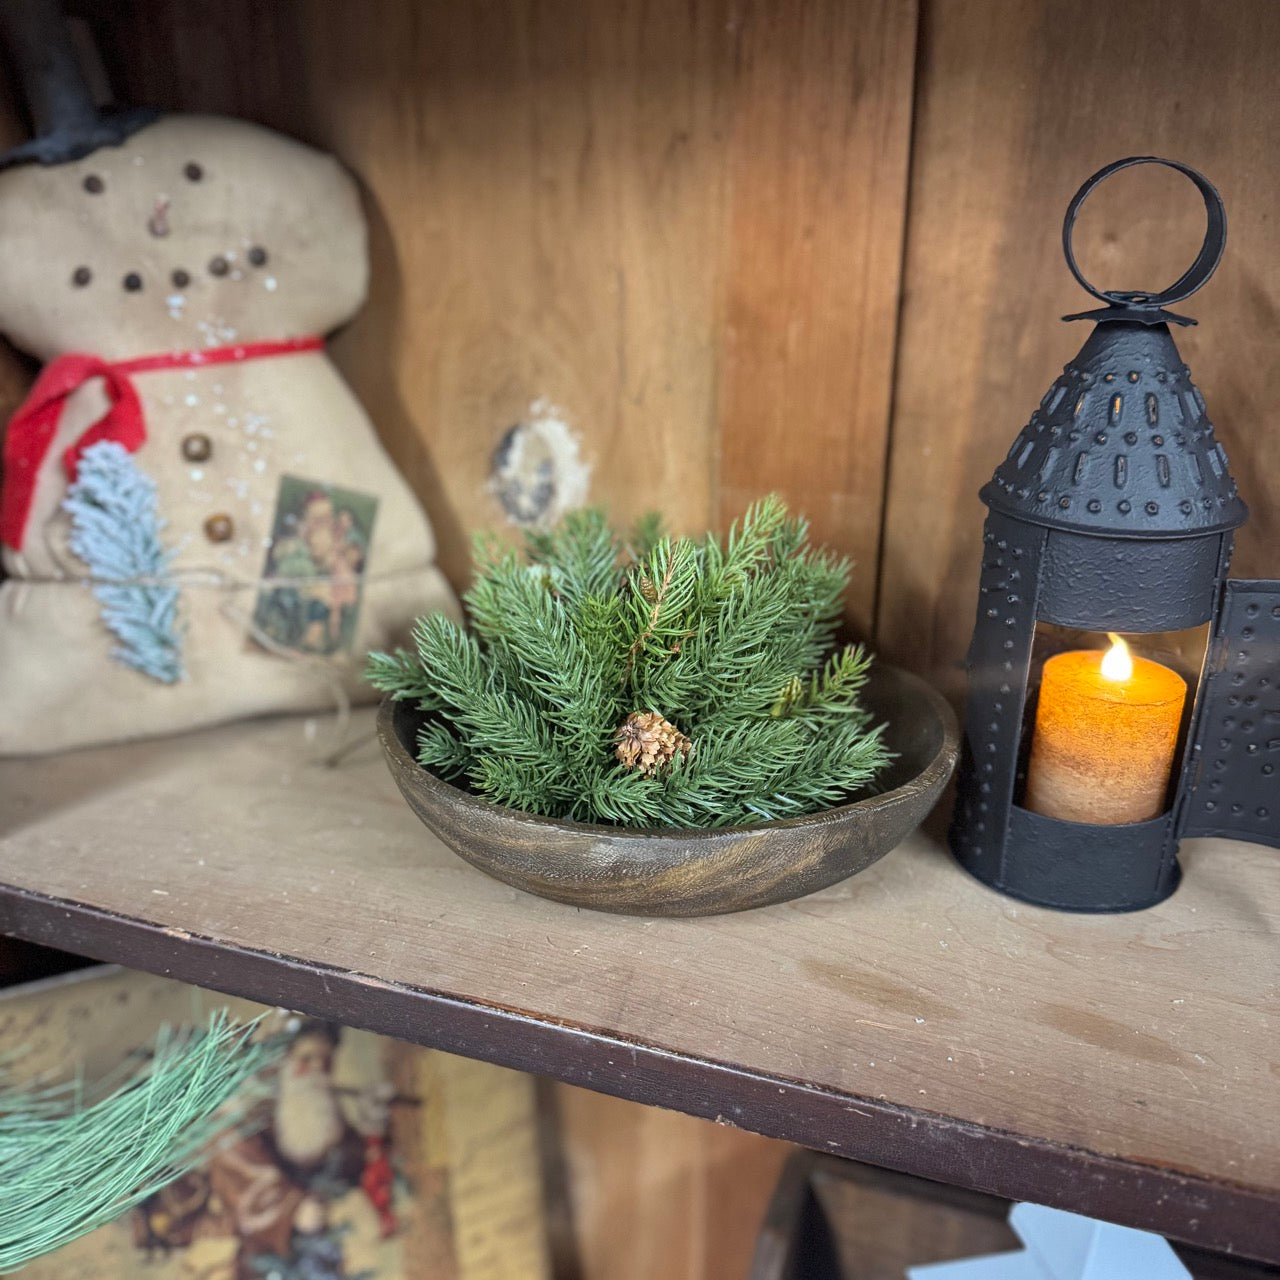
[1025,635,1187,825]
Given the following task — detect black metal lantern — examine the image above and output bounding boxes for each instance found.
[951,156,1280,913]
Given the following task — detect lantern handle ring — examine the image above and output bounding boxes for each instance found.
[1062,156,1226,325]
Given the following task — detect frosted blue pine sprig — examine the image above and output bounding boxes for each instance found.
[0,1013,283,1272]
[63,440,185,683]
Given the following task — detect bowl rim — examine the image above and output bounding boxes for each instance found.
[376,662,959,842]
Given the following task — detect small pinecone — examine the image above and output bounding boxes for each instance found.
[615,711,692,776]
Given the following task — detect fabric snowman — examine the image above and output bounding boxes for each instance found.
[0,112,457,754]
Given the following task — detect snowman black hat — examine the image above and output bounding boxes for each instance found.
[0,0,156,170]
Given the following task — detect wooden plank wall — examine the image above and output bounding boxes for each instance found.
[880,0,1280,696]
[553,1086,790,1280]
[80,0,916,637]
[715,2,915,630]
[5,1,1280,1276]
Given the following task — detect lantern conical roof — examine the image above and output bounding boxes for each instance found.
[982,318,1247,538]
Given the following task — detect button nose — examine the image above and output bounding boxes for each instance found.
[148,197,170,238]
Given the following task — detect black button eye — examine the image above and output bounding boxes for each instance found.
[247,246,267,267]
[123,272,143,292]
[71,266,92,287]
[82,174,104,194]
[208,256,229,277]
[171,268,190,288]
[184,162,203,182]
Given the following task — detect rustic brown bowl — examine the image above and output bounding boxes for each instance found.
[377,662,958,917]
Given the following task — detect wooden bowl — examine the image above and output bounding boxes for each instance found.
[377,663,958,917]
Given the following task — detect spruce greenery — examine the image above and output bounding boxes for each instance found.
[368,496,890,828]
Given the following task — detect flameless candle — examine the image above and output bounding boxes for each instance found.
[1025,635,1188,826]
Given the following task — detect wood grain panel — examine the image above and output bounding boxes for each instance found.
[433,1052,551,1280]
[878,0,1280,696]
[556,1087,790,1280]
[74,0,917,610]
[716,0,917,636]
[81,0,739,588]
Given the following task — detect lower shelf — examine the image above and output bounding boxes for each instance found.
[752,1154,1280,1280]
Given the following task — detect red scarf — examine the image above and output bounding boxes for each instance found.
[0,335,324,551]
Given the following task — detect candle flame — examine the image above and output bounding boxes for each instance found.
[1101,632,1134,682]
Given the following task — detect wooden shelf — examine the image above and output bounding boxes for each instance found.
[1,710,1276,1262]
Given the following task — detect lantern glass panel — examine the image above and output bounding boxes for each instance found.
[1013,622,1211,822]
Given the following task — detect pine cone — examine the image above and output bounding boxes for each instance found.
[615,711,692,776]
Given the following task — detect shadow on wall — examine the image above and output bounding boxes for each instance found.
[328,175,472,598]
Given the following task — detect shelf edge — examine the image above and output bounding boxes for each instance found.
[1,881,1275,1264]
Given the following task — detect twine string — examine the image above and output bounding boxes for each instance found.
[215,596,355,765]
[6,562,434,591]
[3,562,430,768]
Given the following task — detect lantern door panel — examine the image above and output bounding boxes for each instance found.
[950,513,1048,885]
[1180,579,1280,848]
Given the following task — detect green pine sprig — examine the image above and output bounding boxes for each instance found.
[368,496,890,828]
